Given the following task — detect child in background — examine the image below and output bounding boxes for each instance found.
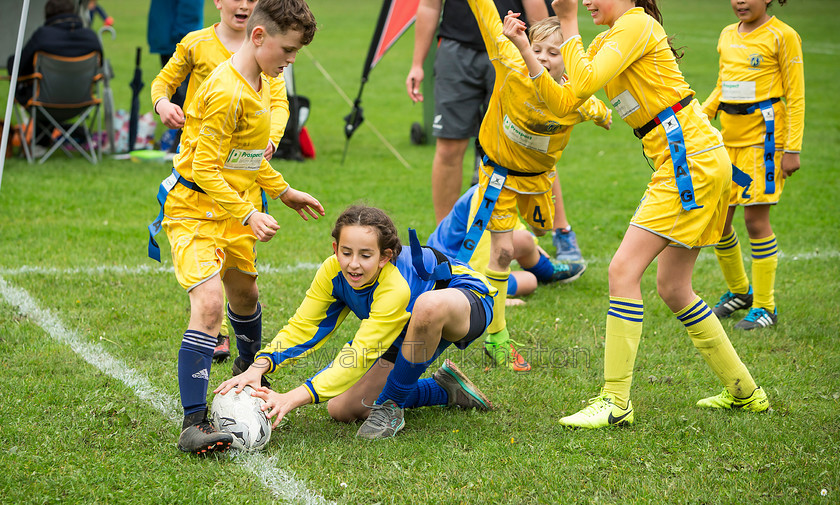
[87,1,113,26]
[150,0,322,454]
[215,205,495,440]
[151,0,293,361]
[463,0,611,373]
[701,0,804,330]
[428,183,587,364]
[530,0,769,428]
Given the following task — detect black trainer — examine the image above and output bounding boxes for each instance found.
[232,356,271,389]
[177,409,232,455]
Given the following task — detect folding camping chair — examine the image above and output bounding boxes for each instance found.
[13,51,103,164]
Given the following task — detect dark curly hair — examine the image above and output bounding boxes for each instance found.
[331,205,402,263]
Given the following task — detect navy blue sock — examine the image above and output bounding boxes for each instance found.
[507,275,518,296]
[377,351,436,408]
[404,378,448,408]
[228,303,262,364]
[178,330,216,415]
[525,255,555,283]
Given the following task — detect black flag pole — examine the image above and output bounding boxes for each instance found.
[341,0,393,164]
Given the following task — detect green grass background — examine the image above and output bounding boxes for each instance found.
[1,1,838,504]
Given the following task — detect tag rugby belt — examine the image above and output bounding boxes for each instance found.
[718,97,780,116]
[718,97,781,194]
[147,168,268,262]
[454,143,549,262]
[633,95,694,139]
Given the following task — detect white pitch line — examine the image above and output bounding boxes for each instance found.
[0,275,334,505]
[0,250,835,277]
[0,262,322,277]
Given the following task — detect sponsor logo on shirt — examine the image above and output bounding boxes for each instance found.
[611,90,640,119]
[721,81,756,101]
[503,115,549,153]
[225,148,263,170]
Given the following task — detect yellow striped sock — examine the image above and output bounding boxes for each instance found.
[714,230,750,294]
[751,234,778,311]
[602,297,643,409]
[676,297,757,397]
[484,267,509,335]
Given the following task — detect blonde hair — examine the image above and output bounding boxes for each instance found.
[528,16,563,44]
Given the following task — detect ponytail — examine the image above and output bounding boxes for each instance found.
[635,0,683,62]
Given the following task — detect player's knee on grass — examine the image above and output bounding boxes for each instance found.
[512,271,537,297]
[327,397,368,423]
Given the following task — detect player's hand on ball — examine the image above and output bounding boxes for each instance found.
[252,385,312,429]
[214,360,269,395]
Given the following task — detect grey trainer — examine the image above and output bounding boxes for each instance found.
[433,359,493,410]
[356,400,405,440]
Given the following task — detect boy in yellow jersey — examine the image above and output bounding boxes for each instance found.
[151,0,292,361]
[464,0,611,372]
[152,0,288,162]
[701,0,804,330]
[528,0,769,428]
[149,0,323,454]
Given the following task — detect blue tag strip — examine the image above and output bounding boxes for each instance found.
[731,164,753,199]
[147,170,178,262]
[656,108,703,211]
[147,169,206,262]
[456,157,507,262]
[408,228,451,282]
[757,99,776,194]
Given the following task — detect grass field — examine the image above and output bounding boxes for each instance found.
[1,1,838,504]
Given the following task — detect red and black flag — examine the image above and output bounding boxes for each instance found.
[343,0,420,162]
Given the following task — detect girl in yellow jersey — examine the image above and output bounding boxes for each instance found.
[151,0,324,454]
[701,0,803,330]
[215,206,496,440]
[514,0,771,428]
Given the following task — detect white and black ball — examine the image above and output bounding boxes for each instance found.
[210,386,271,451]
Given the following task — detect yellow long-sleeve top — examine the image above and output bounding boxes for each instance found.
[256,248,496,403]
[700,16,804,152]
[539,8,724,169]
[164,60,289,223]
[150,24,290,148]
[467,0,611,173]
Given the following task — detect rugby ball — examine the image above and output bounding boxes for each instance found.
[210,386,272,451]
